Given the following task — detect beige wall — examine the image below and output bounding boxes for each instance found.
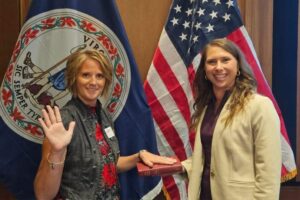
[116,0,172,81]
[238,0,273,86]
[0,1,20,82]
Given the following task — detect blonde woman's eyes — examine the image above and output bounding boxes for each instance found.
[81,73,90,78]
[96,74,105,80]
[80,73,104,80]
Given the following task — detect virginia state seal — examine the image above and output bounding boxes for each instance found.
[0,9,130,143]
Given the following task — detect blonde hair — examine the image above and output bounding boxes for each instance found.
[65,50,112,97]
[191,38,257,129]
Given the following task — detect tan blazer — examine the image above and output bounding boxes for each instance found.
[182,94,281,200]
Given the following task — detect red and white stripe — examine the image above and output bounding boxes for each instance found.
[144,29,196,199]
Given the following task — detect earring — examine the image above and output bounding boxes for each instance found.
[237,70,240,76]
[204,75,207,80]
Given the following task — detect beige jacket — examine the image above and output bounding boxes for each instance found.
[182,94,281,200]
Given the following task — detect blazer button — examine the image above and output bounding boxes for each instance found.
[210,171,215,178]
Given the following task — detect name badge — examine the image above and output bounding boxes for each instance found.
[104,127,115,138]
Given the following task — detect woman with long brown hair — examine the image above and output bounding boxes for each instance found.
[182,38,281,200]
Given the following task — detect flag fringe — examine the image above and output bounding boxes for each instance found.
[162,185,171,200]
[281,169,298,182]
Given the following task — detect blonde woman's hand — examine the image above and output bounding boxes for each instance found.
[38,105,75,153]
[139,150,177,167]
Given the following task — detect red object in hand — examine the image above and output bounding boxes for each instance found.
[137,156,182,176]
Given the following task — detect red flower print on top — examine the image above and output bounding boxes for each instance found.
[102,163,117,188]
[95,123,110,156]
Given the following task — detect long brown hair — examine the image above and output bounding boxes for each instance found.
[191,38,257,129]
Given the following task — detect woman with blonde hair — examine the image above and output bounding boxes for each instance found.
[34,50,175,200]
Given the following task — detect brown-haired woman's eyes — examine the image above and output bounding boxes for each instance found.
[221,57,231,63]
[206,60,217,65]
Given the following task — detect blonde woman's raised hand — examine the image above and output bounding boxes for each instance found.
[38,105,75,152]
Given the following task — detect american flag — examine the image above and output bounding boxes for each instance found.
[144,0,297,199]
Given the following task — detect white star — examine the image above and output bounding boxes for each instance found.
[185,8,193,16]
[209,10,218,19]
[194,22,201,30]
[182,21,190,29]
[226,0,234,8]
[202,0,208,3]
[193,35,199,43]
[222,13,231,22]
[170,17,179,26]
[174,5,181,13]
[179,33,187,41]
[213,0,221,6]
[197,8,205,16]
[206,24,214,32]
[190,0,195,3]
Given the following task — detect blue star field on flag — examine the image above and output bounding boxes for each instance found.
[165,0,243,66]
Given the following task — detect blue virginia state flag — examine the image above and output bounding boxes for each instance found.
[0,0,161,199]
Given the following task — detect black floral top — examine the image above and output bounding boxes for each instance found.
[56,98,120,200]
[95,123,120,200]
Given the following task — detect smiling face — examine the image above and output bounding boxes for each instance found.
[76,58,106,107]
[204,46,238,96]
